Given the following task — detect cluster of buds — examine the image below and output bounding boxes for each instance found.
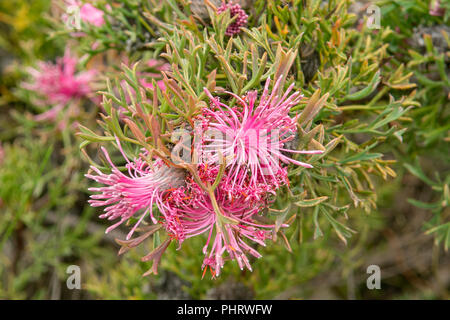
[217,1,249,36]
[86,75,323,277]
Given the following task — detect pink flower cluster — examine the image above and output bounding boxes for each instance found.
[217,2,248,36]
[23,49,96,123]
[87,77,323,277]
[199,77,322,199]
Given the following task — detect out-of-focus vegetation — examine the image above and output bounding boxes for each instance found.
[0,0,448,299]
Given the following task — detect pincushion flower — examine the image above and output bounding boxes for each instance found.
[86,142,186,240]
[86,142,279,276]
[160,174,277,277]
[23,49,96,122]
[197,190,275,277]
[217,1,248,36]
[85,74,322,278]
[200,76,323,194]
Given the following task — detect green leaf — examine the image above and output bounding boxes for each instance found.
[295,196,328,207]
[339,151,383,164]
[344,70,381,101]
[404,163,437,187]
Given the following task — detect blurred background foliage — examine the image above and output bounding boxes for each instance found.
[0,0,448,299]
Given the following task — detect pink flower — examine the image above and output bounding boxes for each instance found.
[161,175,277,277]
[200,76,323,194]
[196,191,274,277]
[23,49,95,107]
[86,139,279,276]
[22,49,96,126]
[86,140,186,240]
[85,77,322,278]
[63,1,105,28]
[429,0,445,16]
[80,3,105,27]
[0,143,4,165]
[217,2,248,36]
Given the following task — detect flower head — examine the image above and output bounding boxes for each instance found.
[217,2,248,36]
[196,188,274,277]
[161,174,276,277]
[200,76,323,194]
[80,3,105,27]
[85,75,322,278]
[23,49,95,107]
[86,141,185,240]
